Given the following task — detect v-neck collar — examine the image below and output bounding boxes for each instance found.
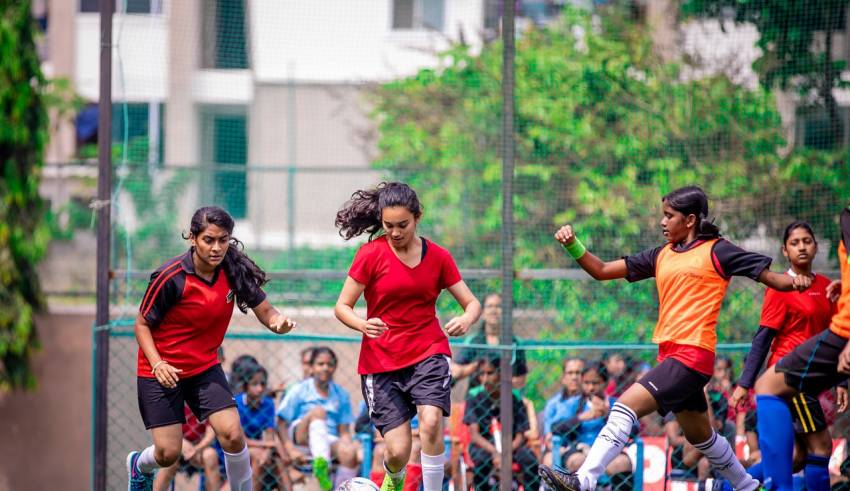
[383,236,426,270]
[182,247,222,286]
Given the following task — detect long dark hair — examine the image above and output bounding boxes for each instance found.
[335,182,422,240]
[662,186,721,239]
[782,220,816,245]
[185,206,268,313]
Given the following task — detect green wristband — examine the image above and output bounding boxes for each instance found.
[562,237,587,260]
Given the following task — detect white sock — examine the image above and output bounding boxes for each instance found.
[692,431,759,491]
[384,460,407,484]
[223,445,253,491]
[136,445,159,474]
[308,419,332,461]
[420,451,445,491]
[576,402,638,491]
[334,466,359,489]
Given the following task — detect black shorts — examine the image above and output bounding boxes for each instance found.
[788,392,827,434]
[137,364,236,429]
[638,357,711,415]
[361,354,452,436]
[775,329,849,395]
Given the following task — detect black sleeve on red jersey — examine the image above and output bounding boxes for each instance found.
[841,208,850,250]
[710,239,772,280]
[140,269,185,327]
[239,282,267,310]
[737,326,776,389]
[623,245,664,283]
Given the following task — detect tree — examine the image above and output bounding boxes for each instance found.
[0,0,49,389]
[683,0,849,148]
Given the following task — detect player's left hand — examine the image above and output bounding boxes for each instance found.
[444,316,471,336]
[836,386,848,413]
[792,274,812,292]
[827,280,842,302]
[269,314,296,334]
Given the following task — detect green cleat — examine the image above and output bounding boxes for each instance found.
[313,456,333,491]
[379,472,405,491]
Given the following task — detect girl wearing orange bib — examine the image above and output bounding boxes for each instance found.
[538,186,811,491]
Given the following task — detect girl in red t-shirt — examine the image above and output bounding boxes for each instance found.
[126,206,296,491]
[334,182,482,491]
[732,221,847,491]
[538,186,810,491]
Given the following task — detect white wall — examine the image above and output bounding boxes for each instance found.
[250,0,484,83]
[75,13,169,102]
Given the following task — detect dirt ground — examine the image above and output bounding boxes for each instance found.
[0,313,93,491]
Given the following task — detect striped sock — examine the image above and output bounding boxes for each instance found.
[693,431,759,491]
[576,402,638,491]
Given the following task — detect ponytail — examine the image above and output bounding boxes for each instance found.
[223,239,269,313]
[186,206,268,313]
[335,182,422,240]
[663,186,721,239]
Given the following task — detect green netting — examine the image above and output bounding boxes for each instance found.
[85,0,850,489]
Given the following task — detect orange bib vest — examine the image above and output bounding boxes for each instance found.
[653,239,729,352]
[829,240,850,338]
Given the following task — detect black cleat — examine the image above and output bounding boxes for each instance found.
[539,465,582,491]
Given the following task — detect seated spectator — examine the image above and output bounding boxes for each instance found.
[542,357,586,465]
[463,356,539,491]
[452,293,528,395]
[277,347,358,491]
[152,404,220,491]
[234,362,288,491]
[556,361,633,490]
[603,352,636,398]
[228,353,259,393]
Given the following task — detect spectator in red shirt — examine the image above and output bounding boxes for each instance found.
[334,182,482,491]
[126,206,297,491]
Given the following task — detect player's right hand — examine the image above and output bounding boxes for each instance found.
[730,386,749,412]
[362,317,388,338]
[554,225,577,246]
[792,273,812,292]
[154,362,182,388]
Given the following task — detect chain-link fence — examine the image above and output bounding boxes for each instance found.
[58,0,850,489]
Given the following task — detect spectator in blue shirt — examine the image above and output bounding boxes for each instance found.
[276,347,358,491]
[226,362,287,491]
[550,361,633,489]
[543,357,585,465]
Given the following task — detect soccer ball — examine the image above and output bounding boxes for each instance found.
[336,477,381,491]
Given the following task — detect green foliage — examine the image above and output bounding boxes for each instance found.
[683,0,849,148]
[370,7,848,408]
[0,0,49,390]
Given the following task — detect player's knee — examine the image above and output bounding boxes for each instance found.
[216,424,245,452]
[155,446,180,467]
[417,413,441,443]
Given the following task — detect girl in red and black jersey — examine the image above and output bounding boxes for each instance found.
[731,221,847,491]
[538,186,811,491]
[126,206,296,491]
[334,182,482,491]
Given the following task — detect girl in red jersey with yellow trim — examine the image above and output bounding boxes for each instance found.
[753,209,850,491]
[334,182,482,491]
[126,206,296,491]
[730,221,847,491]
[538,186,811,491]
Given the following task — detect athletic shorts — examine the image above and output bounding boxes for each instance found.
[137,364,236,429]
[638,357,711,415]
[775,329,849,396]
[361,354,452,436]
[788,392,827,434]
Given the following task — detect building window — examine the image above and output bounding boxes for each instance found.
[201,0,249,69]
[80,0,163,14]
[112,102,164,164]
[201,108,248,219]
[392,0,444,31]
